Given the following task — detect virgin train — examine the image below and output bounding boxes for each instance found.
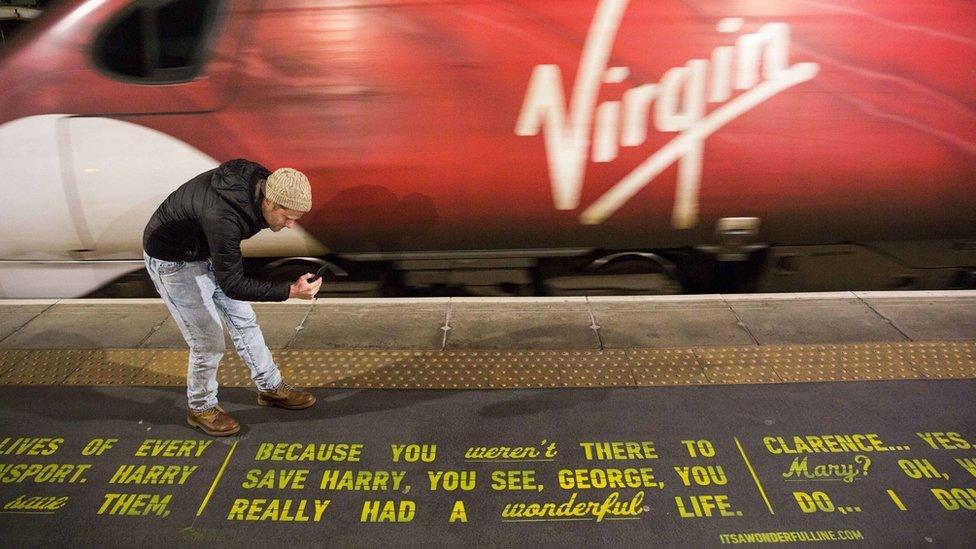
[1,0,974,298]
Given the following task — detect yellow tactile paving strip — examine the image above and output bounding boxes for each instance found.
[0,341,973,388]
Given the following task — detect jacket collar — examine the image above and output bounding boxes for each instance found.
[252,179,269,229]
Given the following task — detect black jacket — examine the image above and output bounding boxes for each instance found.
[143,159,290,302]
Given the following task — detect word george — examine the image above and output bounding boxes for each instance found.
[361,500,415,522]
[782,456,870,483]
[4,494,68,511]
[558,468,661,490]
[320,470,406,491]
[515,0,819,227]
[109,465,197,485]
[502,491,644,522]
[227,499,330,522]
[0,437,62,456]
[579,441,657,460]
[763,434,890,454]
[917,432,972,450]
[97,493,171,516]
[134,439,211,458]
[0,463,90,483]
[254,443,362,462]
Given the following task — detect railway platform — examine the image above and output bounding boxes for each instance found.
[0,291,974,547]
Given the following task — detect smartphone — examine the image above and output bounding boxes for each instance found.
[308,264,348,284]
[307,265,329,284]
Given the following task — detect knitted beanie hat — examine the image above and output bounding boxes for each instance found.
[265,168,312,212]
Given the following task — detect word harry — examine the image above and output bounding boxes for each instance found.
[134,439,211,458]
[764,434,893,454]
[109,465,197,485]
[516,0,819,227]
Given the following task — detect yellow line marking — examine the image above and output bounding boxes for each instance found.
[607,517,642,520]
[503,519,579,523]
[465,459,556,463]
[734,436,774,515]
[887,489,907,511]
[0,511,55,514]
[196,439,238,517]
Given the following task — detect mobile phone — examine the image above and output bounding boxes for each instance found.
[307,265,329,284]
[308,264,348,283]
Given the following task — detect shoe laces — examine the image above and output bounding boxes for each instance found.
[277,381,295,393]
[197,405,224,418]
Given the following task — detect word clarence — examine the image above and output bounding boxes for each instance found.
[764,434,892,454]
[516,0,819,227]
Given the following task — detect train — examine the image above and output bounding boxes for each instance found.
[1,0,974,298]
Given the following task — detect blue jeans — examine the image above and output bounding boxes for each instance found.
[143,251,283,411]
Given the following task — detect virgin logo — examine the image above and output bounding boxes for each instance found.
[515,0,820,228]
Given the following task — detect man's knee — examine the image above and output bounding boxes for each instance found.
[189,340,226,360]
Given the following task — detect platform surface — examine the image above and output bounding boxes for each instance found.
[1,381,975,548]
[0,291,973,547]
[1,291,975,351]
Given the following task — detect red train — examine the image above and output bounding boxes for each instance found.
[1,0,974,297]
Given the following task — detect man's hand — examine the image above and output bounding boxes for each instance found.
[289,273,323,300]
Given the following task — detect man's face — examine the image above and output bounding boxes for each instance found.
[262,199,305,232]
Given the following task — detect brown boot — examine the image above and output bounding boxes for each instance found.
[187,405,240,437]
[257,381,316,410]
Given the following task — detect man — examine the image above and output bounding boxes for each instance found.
[143,158,322,437]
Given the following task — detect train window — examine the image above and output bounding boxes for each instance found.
[94,0,222,83]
